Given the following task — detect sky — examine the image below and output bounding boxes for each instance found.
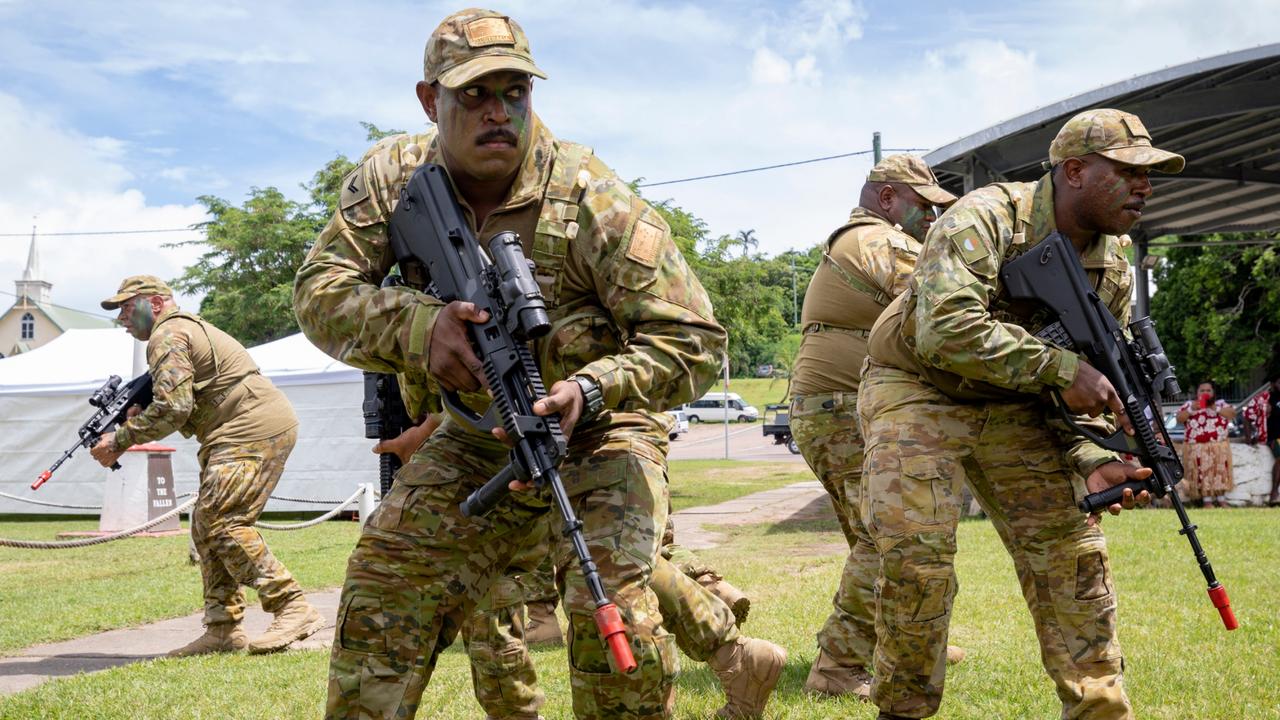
[1,0,1278,320]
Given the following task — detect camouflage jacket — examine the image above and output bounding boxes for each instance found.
[293,115,725,449]
[791,208,919,397]
[114,308,296,449]
[869,173,1133,476]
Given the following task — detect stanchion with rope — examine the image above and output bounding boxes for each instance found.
[0,485,378,549]
[0,494,197,550]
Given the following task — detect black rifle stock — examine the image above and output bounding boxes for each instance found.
[386,163,637,673]
[1001,232,1236,630]
[362,276,415,497]
[34,373,154,490]
[362,371,413,496]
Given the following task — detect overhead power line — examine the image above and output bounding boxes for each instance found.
[1,144,932,235]
[0,227,199,238]
[636,147,928,188]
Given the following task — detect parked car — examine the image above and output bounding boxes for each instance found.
[682,392,760,423]
[664,409,690,440]
[762,403,799,454]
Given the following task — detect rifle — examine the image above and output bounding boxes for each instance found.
[362,371,414,496]
[1001,232,1237,630]
[362,275,416,497]
[33,373,154,490]
[386,162,637,673]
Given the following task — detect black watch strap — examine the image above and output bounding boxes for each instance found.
[571,375,604,419]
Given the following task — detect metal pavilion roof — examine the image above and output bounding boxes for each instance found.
[925,43,1280,240]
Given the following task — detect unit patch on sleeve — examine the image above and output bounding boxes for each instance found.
[626,220,663,268]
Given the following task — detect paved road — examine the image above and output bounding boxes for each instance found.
[668,420,805,463]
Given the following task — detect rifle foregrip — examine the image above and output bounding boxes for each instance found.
[1078,480,1147,514]
[1208,584,1239,631]
[379,453,402,497]
[461,463,518,518]
[594,602,637,673]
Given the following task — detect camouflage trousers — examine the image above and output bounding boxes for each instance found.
[192,427,304,626]
[790,392,877,669]
[858,364,1131,719]
[326,423,680,720]
[465,489,741,718]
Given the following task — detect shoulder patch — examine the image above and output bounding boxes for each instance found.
[950,226,989,266]
[340,165,370,212]
[626,220,663,268]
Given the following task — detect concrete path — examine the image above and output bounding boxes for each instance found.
[0,480,830,696]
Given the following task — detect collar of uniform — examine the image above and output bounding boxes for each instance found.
[154,306,183,326]
[1029,172,1114,269]
[422,113,554,225]
[845,206,893,227]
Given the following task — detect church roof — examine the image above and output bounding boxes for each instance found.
[5,299,116,331]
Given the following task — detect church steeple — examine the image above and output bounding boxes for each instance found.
[15,225,52,306]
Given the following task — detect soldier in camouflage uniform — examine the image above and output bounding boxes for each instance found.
[789,155,964,699]
[293,9,785,719]
[858,109,1179,720]
[90,275,324,657]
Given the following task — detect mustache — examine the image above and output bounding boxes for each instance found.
[1124,199,1146,211]
[477,129,518,145]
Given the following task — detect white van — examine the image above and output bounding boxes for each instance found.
[682,392,760,423]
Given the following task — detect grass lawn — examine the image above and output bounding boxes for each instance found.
[668,460,813,512]
[0,514,362,655]
[3,504,1277,718]
[0,461,808,654]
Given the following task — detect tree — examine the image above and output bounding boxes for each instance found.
[1149,234,1280,387]
[169,123,408,345]
[734,228,759,258]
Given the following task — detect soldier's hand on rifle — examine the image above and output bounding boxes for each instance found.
[429,301,491,393]
[492,379,584,491]
[89,433,125,468]
[1060,360,1136,436]
[373,415,440,465]
[126,405,143,419]
[1084,461,1152,525]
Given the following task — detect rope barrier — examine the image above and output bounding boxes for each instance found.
[255,487,365,531]
[0,490,350,510]
[0,486,371,548]
[0,490,103,510]
[265,494,349,505]
[0,495,197,550]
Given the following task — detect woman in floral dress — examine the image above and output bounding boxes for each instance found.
[1177,381,1237,507]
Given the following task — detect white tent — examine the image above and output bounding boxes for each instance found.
[0,329,376,515]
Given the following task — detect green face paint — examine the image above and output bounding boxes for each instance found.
[127,296,155,338]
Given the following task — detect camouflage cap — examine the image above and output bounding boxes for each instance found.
[424,8,547,89]
[100,275,173,310]
[1047,108,1184,173]
[867,154,959,207]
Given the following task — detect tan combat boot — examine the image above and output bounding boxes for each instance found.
[946,645,966,664]
[247,597,326,655]
[803,648,872,699]
[709,636,787,719]
[166,623,247,657]
[523,601,564,646]
[695,571,751,627]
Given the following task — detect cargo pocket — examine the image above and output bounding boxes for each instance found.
[468,602,531,676]
[568,613,678,719]
[337,594,388,655]
[899,454,959,528]
[1053,546,1121,663]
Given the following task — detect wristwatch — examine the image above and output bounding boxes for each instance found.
[570,375,605,420]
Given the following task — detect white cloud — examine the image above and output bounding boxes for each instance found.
[751,47,794,85]
[0,92,207,317]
